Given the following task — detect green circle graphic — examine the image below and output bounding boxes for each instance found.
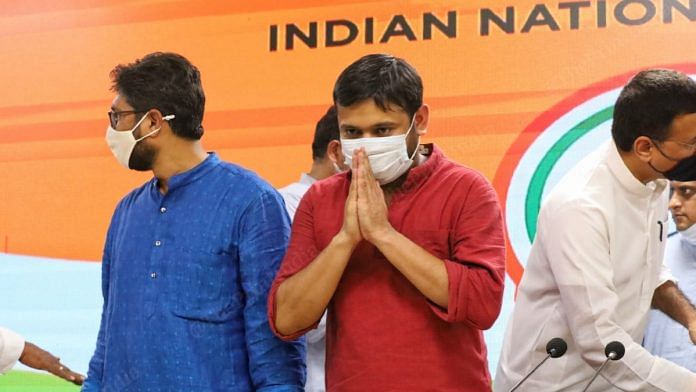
[524,106,614,242]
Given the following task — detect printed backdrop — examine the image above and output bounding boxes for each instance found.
[2,0,696,388]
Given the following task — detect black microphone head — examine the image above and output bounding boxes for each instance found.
[605,341,625,360]
[546,337,567,358]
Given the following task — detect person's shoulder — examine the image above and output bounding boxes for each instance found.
[278,181,309,199]
[309,171,350,196]
[538,169,610,229]
[664,233,689,267]
[543,151,611,211]
[214,159,277,195]
[105,180,155,227]
[115,179,155,211]
[212,161,290,221]
[443,159,488,180]
[433,154,494,194]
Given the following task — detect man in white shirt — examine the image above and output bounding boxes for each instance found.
[644,180,696,372]
[0,326,84,384]
[278,105,347,391]
[496,69,696,391]
[280,106,347,219]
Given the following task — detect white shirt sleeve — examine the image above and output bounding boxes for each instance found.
[658,262,677,287]
[0,327,25,374]
[543,201,696,391]
[306,312,326,344]
[278,187,301,221]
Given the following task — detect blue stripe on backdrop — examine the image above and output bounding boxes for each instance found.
[485,275,514,376]
[1,254,101,374]
[0,253,510,377]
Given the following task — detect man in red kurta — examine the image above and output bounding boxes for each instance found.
[268,53,506,391]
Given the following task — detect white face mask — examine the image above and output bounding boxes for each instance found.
[105,113,175,169]
[340,116,419,185]
[680,223,696,246]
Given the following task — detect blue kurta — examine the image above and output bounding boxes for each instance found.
[83,153,305,391]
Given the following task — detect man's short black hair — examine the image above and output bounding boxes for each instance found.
[311,106,339,161]
[612,69,696,151]
[110,52,205,140]
[333,53,423,117]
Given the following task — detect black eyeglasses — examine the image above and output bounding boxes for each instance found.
[108,110,146,128]
[652,138,696,155]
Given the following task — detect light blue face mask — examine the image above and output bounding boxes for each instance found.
[340,115,418,185]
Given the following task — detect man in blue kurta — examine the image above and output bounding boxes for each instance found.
[82,52,305,391]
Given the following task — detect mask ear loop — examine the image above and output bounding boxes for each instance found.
[405,115,416,137]
[406,114,421,161]
[134,114,176,142]
[407,141,420,160]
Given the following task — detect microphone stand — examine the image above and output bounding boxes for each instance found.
[508,354,552,392]
[581,352,617,392]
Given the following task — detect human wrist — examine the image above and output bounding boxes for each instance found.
[687,314,696,331]
[333,230,360,249]
[366,226,398,248]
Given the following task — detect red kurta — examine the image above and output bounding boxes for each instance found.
[268,144,506,391]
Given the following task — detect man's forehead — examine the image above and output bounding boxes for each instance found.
[336,100,406,113]
[336,102,408,126]
[672,180,696,188]
[669,112,696,139]
[111,94,131,110]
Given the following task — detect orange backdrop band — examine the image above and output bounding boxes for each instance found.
[1,0,696,264]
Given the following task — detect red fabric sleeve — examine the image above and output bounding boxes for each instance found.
[427,173,506,329]
[267,186,322,341]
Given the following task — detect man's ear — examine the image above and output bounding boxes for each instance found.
[327,139,348,170]
[414,104,429,137]
[326,139,341,162]
[634,136,654,163]
[144,110,170,138]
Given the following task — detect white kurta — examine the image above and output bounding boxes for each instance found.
[278,173,326,392]
[644,232,696,372]
[495,141,696,391]
[278,173,316,220]
[0,327,24,374]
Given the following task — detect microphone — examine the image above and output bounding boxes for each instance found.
[509,337,567,392]
[581,341,625,392]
